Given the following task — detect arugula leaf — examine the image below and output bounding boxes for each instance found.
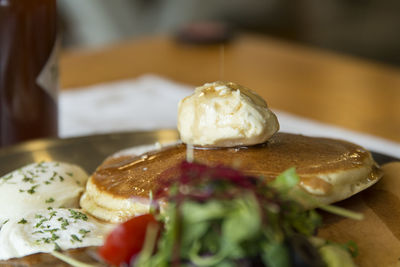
[222,194,261,245]
[319,244,356,267]
[269,167,299,193]
[182,200,227,223]
[261,242,291,267]
[188,240,226,266]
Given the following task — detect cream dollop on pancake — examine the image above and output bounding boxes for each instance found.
[81,133,382,223]
[178,81,279,147]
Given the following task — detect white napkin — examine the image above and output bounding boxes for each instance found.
[60,74,400,159]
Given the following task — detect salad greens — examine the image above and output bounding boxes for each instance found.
[135,162,356,267]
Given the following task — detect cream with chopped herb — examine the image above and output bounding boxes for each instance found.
[0,162,88,224]
[0,208,113,260]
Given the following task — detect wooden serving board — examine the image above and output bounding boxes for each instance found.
[319,162,400,267]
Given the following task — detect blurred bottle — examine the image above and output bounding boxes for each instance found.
[0,0,58,148]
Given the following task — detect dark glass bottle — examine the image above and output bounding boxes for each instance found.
[0,0,58,148]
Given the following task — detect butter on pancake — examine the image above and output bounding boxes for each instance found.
[178,81,279,147]
[81,133,382,222]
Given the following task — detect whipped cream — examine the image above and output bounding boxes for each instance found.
[178,81,279,147]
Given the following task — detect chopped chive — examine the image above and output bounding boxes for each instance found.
[68,209,88,221]
[27,185,39,194]
[70,234,82,243]
[18,218,28,224]
[45,197,55,203]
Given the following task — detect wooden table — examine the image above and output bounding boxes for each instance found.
[60,34,400,144]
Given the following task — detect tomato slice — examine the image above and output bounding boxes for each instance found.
[99,214,158,266]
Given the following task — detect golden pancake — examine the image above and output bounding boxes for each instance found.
[80,133,382,222]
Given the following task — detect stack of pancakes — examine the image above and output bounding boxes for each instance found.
[80,133,382,223]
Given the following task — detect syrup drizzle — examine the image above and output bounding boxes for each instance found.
[219,44,225,80]
[186,143,194,163]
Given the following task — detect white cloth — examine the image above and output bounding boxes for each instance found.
[60,74,400,159]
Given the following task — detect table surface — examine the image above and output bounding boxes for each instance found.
[60,34,400,143]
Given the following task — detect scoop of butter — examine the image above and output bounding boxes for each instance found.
[178,81,279,147]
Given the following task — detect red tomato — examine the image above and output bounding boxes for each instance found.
[99,214,158,266]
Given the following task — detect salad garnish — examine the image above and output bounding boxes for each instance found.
[55,161,359,267]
